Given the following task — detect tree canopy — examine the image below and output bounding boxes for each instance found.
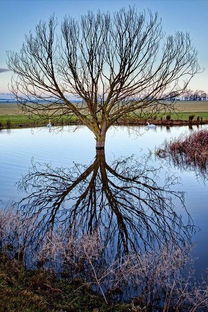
[8,8,199,149]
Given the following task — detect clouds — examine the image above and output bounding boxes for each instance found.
[0,68,10,73]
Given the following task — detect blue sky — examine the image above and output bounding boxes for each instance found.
[0,0,208,93]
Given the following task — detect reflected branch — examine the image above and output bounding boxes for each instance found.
[17,152,193,257]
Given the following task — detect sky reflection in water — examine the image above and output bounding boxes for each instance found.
[0,125,208,276]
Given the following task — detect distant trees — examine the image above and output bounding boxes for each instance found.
[184,90,207,101]
[8,8,199,150]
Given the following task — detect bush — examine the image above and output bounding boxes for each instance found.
[157,130,208,173]
[188,115,195,122]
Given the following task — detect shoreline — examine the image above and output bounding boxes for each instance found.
[0,117,207,130]
[1,101,208,129]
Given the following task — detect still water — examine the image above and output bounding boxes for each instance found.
[0,125,208,277]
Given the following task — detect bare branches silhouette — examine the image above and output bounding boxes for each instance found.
[18,152,193,257]
[8,8,199,149]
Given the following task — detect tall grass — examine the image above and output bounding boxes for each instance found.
[0,207,208,311]
[157,130,208,174]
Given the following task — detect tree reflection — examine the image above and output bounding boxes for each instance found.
[18,151,192,257]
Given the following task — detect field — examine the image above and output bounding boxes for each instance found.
[174,101,208,112]
[1,101,208,128]
[1,101,208,114]
[0,103,79,128]
[0,103,21,115]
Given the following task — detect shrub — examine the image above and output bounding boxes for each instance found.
[157,130,208,174]
[188,115,195,122]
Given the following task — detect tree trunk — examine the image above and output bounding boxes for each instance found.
[96,121,107,150]
[96,135,106,150]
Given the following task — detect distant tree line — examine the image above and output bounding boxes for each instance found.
[184,90,207,101]
[169,90,208,101]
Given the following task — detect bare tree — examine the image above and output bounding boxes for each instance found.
[8,8,199,150]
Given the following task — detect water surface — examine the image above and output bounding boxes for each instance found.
[0,124,208,276]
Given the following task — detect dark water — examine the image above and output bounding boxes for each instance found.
[0,125,208,277]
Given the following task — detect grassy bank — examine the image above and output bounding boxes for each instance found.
[1,206,208,312]
[0,114,80,129]
[0,253,134,312]
[120,111,208,124]
[0,112,208,129]
[1,101,208,129]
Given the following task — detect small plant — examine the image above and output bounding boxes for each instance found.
[188,115,195,122]
[166,115,171,121]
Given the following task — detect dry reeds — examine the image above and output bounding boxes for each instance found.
[0,208,208,311]
[157,130,208,173]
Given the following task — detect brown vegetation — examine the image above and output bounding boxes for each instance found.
[157,130,208,173]
[0,208,208,311]
[174,101,208,112]
[0,103,21,115]
[1,101,208,117]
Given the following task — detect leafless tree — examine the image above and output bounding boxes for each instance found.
[8,8,199,149]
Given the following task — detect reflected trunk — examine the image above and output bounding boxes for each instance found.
[17,151,193,258]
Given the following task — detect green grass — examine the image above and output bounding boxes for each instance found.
[0,112,208,129]
[0,253,136,312]
[160,112,208,120]
[121,111,208,121]
[0,114,79,129]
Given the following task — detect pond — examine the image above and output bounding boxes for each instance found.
[0,124,208,281]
